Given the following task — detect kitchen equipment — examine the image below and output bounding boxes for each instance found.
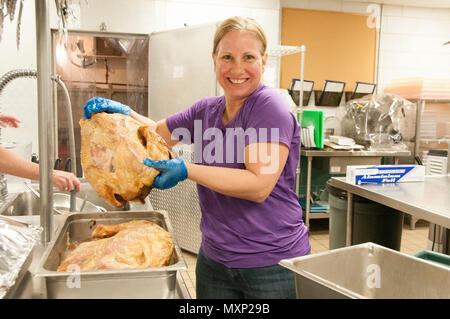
[64,158,71,172]
[24,183,104,214]
[301,110,323,148]
[54,158,62,170]
[35,210,186,299]
[279,242,450,299]
[0,214,32,228]
[69,189,76,212]
[24,182,41,199]
[24,183,66,215]
[79,196,87,212]
[52,193,106,214]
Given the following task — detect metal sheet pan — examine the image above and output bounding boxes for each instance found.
[35,210,187,299]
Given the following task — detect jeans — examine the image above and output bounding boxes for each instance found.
[195,248,310,299]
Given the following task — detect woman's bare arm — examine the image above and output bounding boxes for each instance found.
[0,147,80,192]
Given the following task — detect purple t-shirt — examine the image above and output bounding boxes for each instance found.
[166,84,310,268]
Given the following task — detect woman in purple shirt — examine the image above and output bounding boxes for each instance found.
[84,16,310,299]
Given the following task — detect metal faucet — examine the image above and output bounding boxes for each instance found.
[0,69,77,199]
[0,1,74,243]
[0,70,38,202]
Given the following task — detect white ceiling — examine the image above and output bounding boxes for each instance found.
[345,0,450,8]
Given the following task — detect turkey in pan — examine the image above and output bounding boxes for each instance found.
[57,220,175,271]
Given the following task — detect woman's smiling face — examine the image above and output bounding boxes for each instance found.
[213,30,268,107]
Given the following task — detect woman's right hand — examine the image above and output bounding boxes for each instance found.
[84,97,131,119]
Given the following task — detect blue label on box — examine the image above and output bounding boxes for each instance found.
[355,166,416,184]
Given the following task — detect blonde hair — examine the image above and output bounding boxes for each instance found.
[213,16,267,56]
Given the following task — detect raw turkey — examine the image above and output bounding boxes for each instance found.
[57,220,174,271]
[79,112,172,208]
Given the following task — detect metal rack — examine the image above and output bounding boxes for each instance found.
[265,44,309,215]
[265,44,308,216]
[412,98,450,161]
[408,98,450,229]
[265,45,307,196]
[266,45,303,57]
[301,149,411,228]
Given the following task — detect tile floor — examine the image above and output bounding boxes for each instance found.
[179,218,431,299]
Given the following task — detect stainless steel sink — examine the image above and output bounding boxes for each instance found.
[1,191,41,216]
[0,181,152,216]
[280,242,450,299]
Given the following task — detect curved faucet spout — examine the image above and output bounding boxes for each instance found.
[0,69,77,176]
[0,69,77,208]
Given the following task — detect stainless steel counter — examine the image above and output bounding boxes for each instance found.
[301,149,411,157]
[300,148,411,227]
[328,175,450,246]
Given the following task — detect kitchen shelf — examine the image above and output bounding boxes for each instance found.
[401,98,450,159]
[81,55,127,59]
[420,138,450,144]
[266,45,303,57]
[309,212,330,219]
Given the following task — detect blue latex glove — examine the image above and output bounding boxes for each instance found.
[84,96,131,119]
[143,158,188,190]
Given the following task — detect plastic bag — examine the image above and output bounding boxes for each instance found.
[338,93,416,151]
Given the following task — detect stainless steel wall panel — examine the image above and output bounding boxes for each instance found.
[149,145,202,254]
[148,23,218,122]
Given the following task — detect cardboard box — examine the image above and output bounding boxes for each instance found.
[346,165,425,185]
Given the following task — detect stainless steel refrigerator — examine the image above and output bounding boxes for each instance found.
[148,22,221,122]
[148,23,222,254]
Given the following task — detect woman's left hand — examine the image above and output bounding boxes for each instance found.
[143,158,188,189]
[0,114,21,128]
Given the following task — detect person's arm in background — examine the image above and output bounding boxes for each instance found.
[0,147,80,192]
[0,113,80,192]
[0,146,40,180]
[0,114,21,128]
